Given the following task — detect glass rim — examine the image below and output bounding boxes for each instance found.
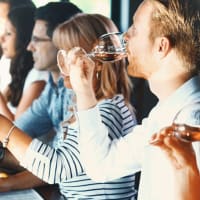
[99,32,123,39]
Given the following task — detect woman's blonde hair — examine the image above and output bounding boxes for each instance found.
[53,13,132,106]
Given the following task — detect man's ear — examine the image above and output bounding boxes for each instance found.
[155,36,171,58]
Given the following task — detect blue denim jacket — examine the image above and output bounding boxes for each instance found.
[15,73,74,148]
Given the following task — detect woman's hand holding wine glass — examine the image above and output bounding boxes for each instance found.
[57,32,127,110]
[58,47,96,113]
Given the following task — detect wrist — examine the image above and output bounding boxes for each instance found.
[76,90,97,110]
[175,164,200,200]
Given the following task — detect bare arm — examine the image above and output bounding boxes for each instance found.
[0,90,13,120]
[15,80,46,120]
[0,119,47,192]
[0,170,47,192]
[0,115,85,184]
[0,115,32,162]
[0,81,45,121]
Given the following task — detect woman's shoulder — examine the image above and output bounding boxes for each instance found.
[23,68,49,91]
[98,94,132,118]
[26,68,49,82]
[98,94,127,108]
[98,94,137,137]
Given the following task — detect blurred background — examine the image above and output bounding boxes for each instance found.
[32,0,142,32]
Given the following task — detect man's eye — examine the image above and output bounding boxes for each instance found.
[31,36,38,42]
[31,36,51,43]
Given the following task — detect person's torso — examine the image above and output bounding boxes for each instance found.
[138,76,200,200]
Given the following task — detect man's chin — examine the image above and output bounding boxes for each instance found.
[127,64,138,77]
[34,65,45,71]
[33,64,40,70]
[127,64,144,79]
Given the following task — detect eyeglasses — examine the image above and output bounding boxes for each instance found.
[31,36,51,43]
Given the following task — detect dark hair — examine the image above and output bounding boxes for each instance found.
[0,0,35,9]
[7,6,35,106]
[0,0,35,56]
[35,2,82,38]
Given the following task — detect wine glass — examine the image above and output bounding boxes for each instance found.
[57,32,127,74]
[88,32,127,62]
[172,102,200,142]
[150,102,200,145]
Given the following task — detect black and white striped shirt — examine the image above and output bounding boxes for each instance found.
[22,95,138,199]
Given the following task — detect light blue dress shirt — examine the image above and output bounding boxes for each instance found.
[15,73,74,148]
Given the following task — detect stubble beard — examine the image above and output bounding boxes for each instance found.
[127,60,147,79]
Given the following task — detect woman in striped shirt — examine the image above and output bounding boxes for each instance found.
[0,13,139,199]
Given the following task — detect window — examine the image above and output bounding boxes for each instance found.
[69,0,111,17]
[32,0,60,7]
[32,0,110,17]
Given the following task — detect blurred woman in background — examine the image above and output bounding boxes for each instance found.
[0,6,48,120]
[0,0,36,91]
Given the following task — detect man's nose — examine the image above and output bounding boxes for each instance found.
[27,41,34,52]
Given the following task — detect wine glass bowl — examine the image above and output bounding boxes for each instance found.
[88,32,127,62]
[172,102,200,142]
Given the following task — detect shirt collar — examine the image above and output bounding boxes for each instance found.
[157,75,200,110]
[148,76,200,125]
[48,73,64,88]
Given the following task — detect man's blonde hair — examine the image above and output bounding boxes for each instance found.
[149,0,200,73]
